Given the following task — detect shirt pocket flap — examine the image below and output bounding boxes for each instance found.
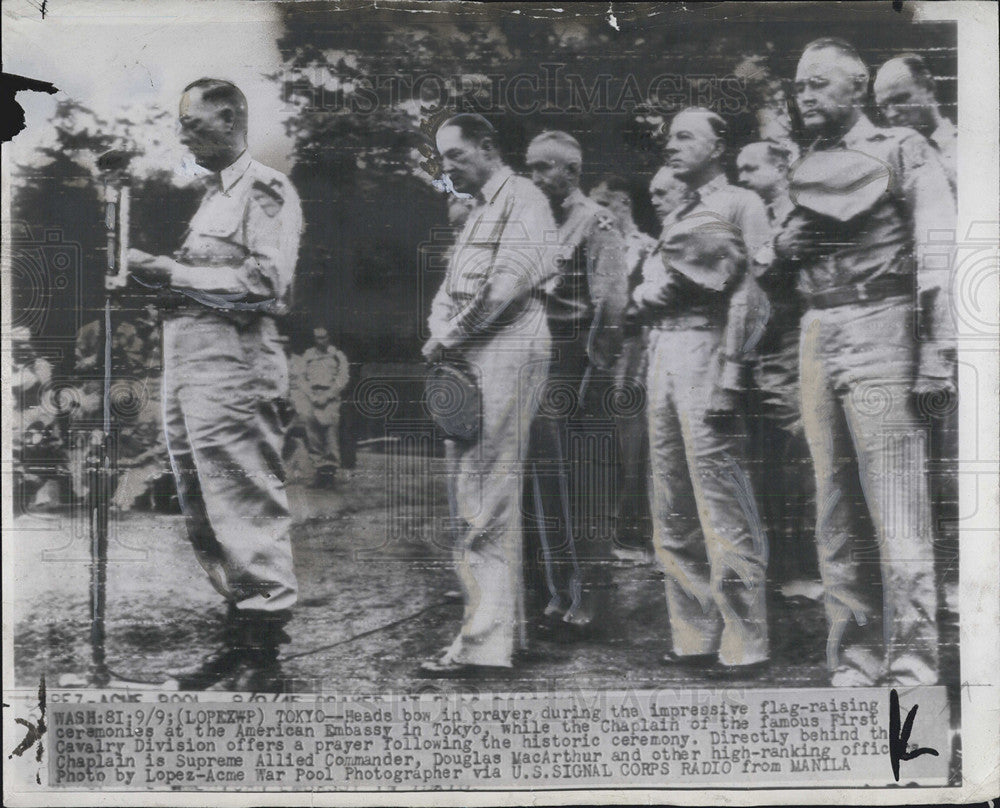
[195,197,244,240]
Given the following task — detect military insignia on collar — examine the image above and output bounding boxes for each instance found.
[251,179,285,217]
[596,212,615,231]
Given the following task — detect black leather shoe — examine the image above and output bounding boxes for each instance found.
[416,659,512,679]
[705,660,770,681]
[550,617,601,644]
[227,651,286,693]
[311,468,337,488]
[167,609,291,691]
[167,647,244,691]
[661,652,716,669]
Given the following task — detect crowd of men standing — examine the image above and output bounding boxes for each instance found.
[423,38,956,689]
[14,36,954,693]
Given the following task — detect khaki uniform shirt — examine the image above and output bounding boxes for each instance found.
[633,173,770,390]
[544,189,630,369]
[428,167,557,349]
[793,116,954,300]
[168,150,303,319]
[301,346,350,407]
[790,115,956,364]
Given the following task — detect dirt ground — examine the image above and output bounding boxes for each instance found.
[11,448,941,694]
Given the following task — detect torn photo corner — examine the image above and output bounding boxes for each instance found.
[2,1,998,806]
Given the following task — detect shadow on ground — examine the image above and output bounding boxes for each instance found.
[14,450,843,693]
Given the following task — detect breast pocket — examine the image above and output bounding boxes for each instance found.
[185,198,247,264]
[200,197,244,241]
[451,242,497,291]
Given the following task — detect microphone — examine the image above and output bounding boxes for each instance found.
[97,149,138,174]
[98,151,136,284]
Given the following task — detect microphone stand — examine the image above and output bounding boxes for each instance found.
[59,162,159,688]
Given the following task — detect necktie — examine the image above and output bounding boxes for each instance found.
[204,173,223,196]
[667,188,701,225]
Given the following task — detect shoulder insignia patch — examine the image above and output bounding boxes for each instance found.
[251,179,285,218]
[596,212,616,231]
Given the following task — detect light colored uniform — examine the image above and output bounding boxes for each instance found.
[427,167,554,667]
[160,150,302,614]
[790,116,955,685]
[925,116,959,622]
[299,345,349,472]
[634,174,771,667]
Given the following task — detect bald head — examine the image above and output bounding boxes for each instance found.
[526,131,582,166]
[526,130,583,203]
[874,55,941,135]
[795,39,869,137]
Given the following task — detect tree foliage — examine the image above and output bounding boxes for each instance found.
[11,97,200,360]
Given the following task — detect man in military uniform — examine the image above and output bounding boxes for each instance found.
[420,114,554,675]
[782,39,955,686]
[297,326,350,488]
[735,140,818,594]
[875,54,959,624]
[589,175,658,563]
[632,109,771,678]
[874,54,956,193]
[524,131,629,634]
[127,78,302,691]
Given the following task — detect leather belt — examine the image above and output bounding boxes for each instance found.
[806,276,910,310]
[649,313,721,331]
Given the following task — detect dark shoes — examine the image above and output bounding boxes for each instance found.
[535,593,605,643]
[705,659,770,681]
[416,658,512,679]
[166,608,291,692]
[310,467,337,488]
[661,652,770,681]
[167,649,287,693]
[166,647,245,691]
[661,651,717,669]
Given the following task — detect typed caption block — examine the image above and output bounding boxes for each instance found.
[38,687,949,791]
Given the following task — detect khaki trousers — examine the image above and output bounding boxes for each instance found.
[163,314,297,614]
[799,297,938,686]
[443,315,550,667]
[646,325,768,666]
